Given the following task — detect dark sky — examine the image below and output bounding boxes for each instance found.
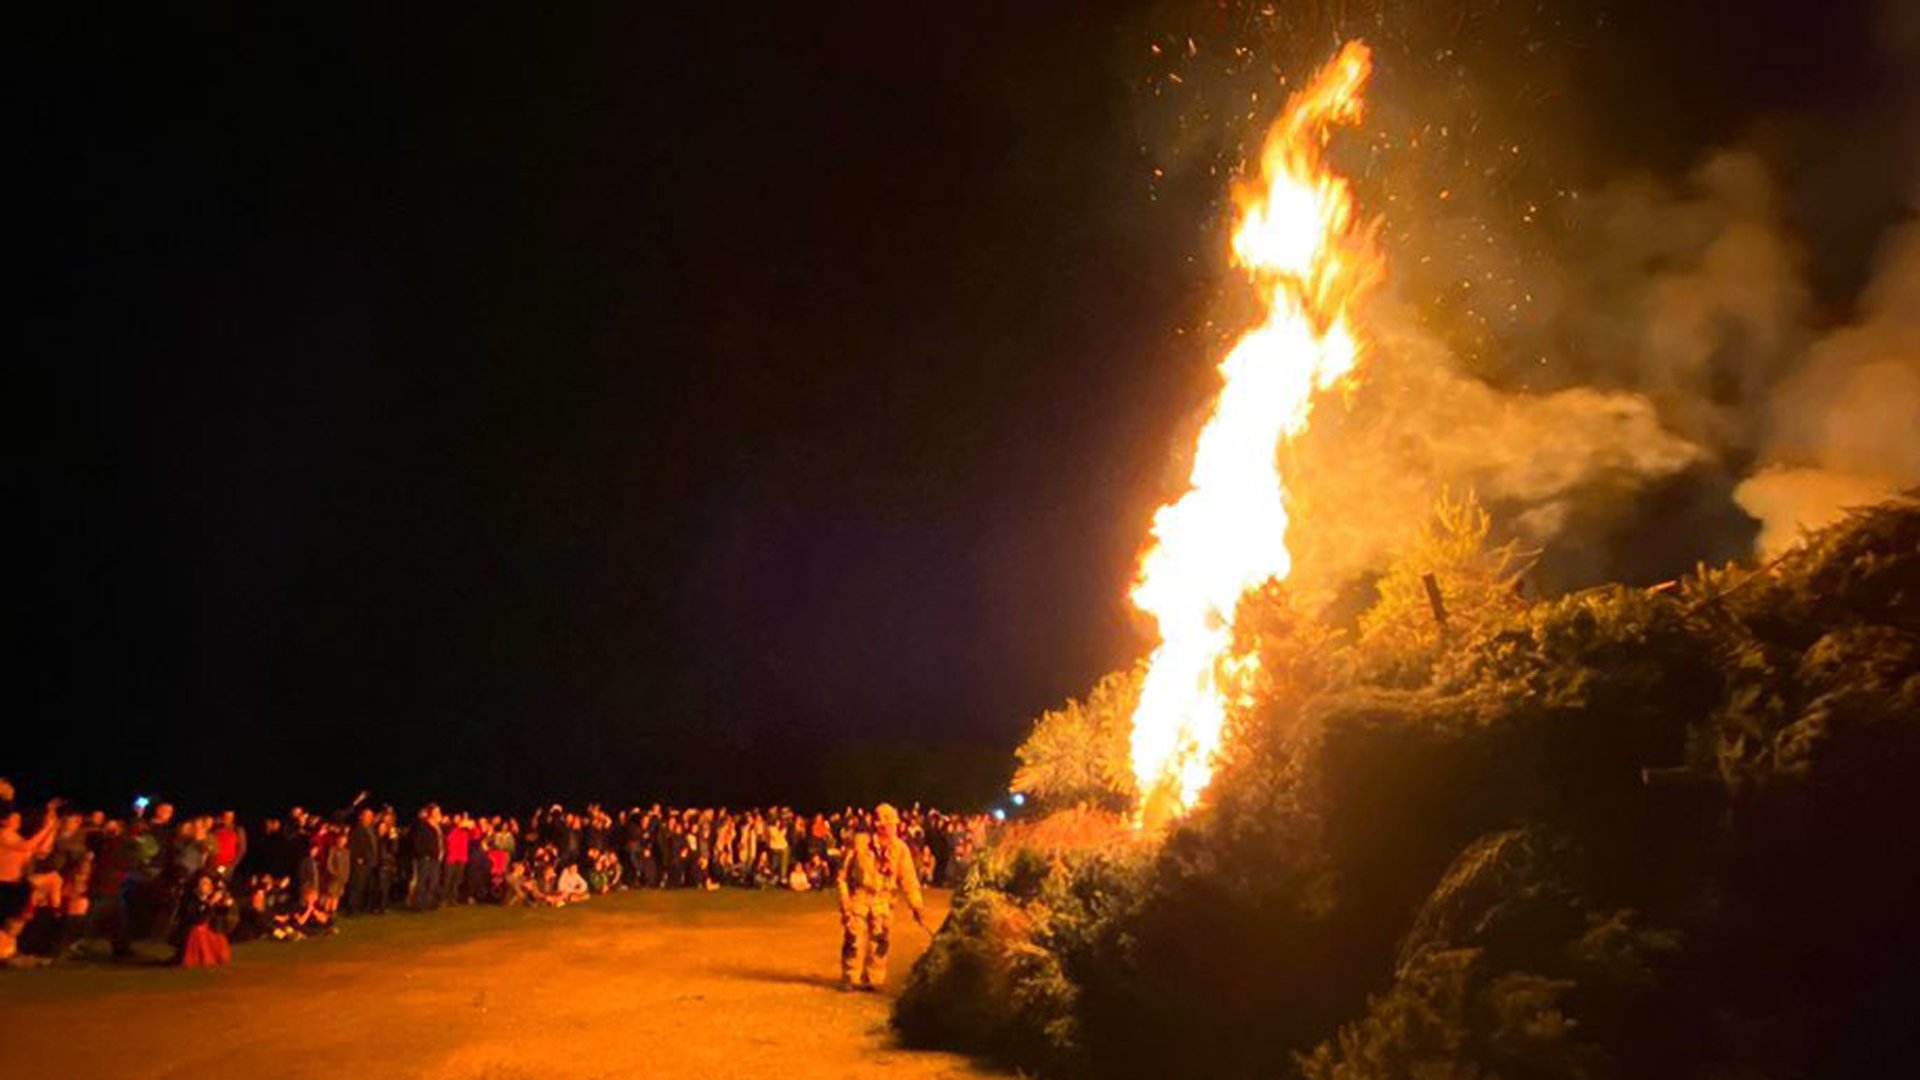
[17,1,1907,812]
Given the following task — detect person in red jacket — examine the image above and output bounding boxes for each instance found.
[208,811,246,881]
[441,814,473,905]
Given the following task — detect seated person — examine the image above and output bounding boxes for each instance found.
[502,861,554,907]
[287,884,335,938]
[174,872,235,967]
[0,912,40,967]
[555,863,588,904]
[593,849,623,892]
[231,875,277,944]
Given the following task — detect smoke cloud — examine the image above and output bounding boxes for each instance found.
[1289,155,1917,594]
[1285,302,1711,599]
[1561,151,1810,463]
[1128,1,1920,593]
[1735,215,1920,553]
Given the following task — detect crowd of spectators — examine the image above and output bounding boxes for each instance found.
[0,776,992,969]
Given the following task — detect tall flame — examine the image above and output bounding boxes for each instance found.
[1128,41,1382,824]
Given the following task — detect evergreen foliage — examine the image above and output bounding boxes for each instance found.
[1356,489,1534,685]
[1010,666,1143,813]
[896,495,1920,1079]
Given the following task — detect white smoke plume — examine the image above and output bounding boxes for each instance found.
[1585,152,1811,462]
[1285,153,1917,594]
[1278,152,1790,595]
[1129,4,1920,591]
[1736,213,1920,554]
[1284,302,1708,599]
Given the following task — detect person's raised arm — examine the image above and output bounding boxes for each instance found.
[29,800,63,852]
[835,841,854,908]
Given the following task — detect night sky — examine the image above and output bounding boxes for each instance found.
[18,1,1908,812]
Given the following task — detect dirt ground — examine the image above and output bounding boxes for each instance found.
[0,888,1000,1080]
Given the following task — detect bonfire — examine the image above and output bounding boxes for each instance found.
[1128,41,1382,826]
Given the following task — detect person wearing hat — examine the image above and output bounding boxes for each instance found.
[835,802,929,991]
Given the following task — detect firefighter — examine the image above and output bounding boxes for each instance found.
[835,802,928,991]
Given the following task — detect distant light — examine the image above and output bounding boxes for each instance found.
[991,808,1007,822]
[132,795,151,812]
[1010,793,1026,807]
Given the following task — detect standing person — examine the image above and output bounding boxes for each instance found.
[465,817,495,902]
[146,802,178,864]
[620,811,646,887]
[320,829,351,913]
[372,810,399,913]
[766,814,790,883]
[740,811,762,873]
[292,820,321,900]
[173,819,210,881]
[408,805,444,910]
[346,808,378,914]
[661,817,686,888]
[583,806,607,855]
[47,812,89,878]
[0,799,61,927]
[484,818,515,899]
[637,812,662,888]
[143,802,182,942]
[835,803,929,992]
[441,814,471,905]
[649,811,672,888]
[810,813,833,866]
[241,817,287,883]
[208,811,246,880]
[88,821,137,959]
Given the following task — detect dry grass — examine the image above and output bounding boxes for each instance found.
[986,806,1139,861]
[0,888,1000,1080]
